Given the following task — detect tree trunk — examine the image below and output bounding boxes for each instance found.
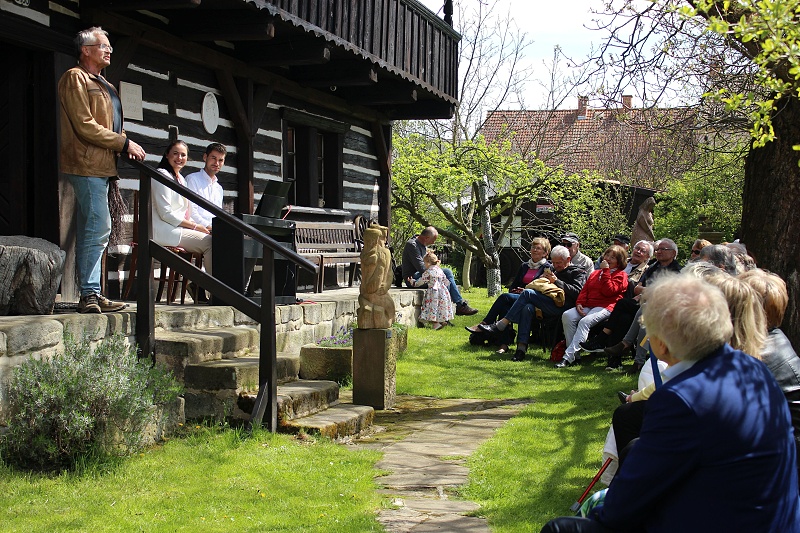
[478,178,502,296]
[741,96,800,348]
[462,249,473,291]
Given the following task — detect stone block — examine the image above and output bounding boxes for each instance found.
[302,304,322,325]
[299,344,353,382]
[0,236,65,315]
[352,328,396,410]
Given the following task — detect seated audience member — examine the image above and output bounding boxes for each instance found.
[560,232,594,277]
[727,241,757,272]
[579,240,653,356]
[740,269,800,482]
[152,140,213,275]
[613,272,767,460]
[555,246,628,368]
[473,246,586,361]
[601,239,681,370]
[185,142,225,232]
[402,226,477,315]
[594,235,630,269]
[698,244,738,274]
[465,238,553,352]
[688,238,712,261]
[541,275,800,533]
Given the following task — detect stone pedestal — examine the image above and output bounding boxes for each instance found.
[0,236,65,315]
[353,328,396,410]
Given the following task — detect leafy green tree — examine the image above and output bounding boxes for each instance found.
[392,134,553,295]
[655,148,745,261]
[588,0,800,346]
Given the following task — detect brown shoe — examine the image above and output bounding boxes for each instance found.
[97,294,127,313]
[603,341,631,357]
[77,293,101,314]
[455,300,478,316]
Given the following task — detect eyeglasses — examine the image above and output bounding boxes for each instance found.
[691,249,701,255]
[655,247,673,252]
[85,43,113,53]
[561,242,576,247]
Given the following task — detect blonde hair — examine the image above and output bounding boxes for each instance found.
[703,275,767,358]
[423,251,441,268]
[739,269,788,330]
[642,275,732,361]
[530,237,552,257]
[693,239,712,250]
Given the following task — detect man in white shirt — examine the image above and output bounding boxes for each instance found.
[185,142,226,231]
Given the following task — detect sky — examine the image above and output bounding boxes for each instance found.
[417,0,606,110]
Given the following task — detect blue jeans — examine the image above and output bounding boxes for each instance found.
[67,175,111,297]
[483,292,520,323]
[408,267,463,304]
[504,289,563,345]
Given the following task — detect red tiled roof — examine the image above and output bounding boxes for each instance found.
[481,104,699,189]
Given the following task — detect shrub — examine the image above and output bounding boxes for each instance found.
[1,333,182,471]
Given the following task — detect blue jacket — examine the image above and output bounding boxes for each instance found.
[595,344,800,532]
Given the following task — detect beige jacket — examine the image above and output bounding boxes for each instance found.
[58,66,127,177]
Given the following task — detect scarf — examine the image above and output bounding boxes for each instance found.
[528,257,547,270]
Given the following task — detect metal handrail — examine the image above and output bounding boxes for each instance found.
[127,159,318,431]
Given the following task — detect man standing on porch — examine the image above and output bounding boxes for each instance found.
[186,143,226,233]
[59,26,146,313]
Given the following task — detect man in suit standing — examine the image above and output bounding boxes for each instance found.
[541,275,800,533]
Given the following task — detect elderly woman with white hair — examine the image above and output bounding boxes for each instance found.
[541,275,800,533]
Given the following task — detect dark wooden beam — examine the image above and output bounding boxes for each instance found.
[245,43,331,67]
[293,67,378,88]
[371,122,392,230]
[104,35,140,86]
[100,0,201,9]
[339,87,417,106]
[382,100,455,120]
[182,23,275,42]
[215,69,251,141]
[251,83,274,133]
[87,9,383,124]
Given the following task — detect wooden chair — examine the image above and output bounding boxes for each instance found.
[122,191,203,304]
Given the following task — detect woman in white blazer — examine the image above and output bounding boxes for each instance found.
[152,140,213,275]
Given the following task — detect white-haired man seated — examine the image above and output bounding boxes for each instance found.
[541,275,800,533]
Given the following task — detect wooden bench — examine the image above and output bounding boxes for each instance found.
[293,221,361,292]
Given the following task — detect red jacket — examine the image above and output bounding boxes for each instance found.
[576,268,628,311]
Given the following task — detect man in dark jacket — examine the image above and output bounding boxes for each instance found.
[477,245,586,361]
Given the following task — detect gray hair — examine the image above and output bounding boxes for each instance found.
[659,238,678,254]
[550,245,571,261]
[74,26,108,59]
[681,261,725,280]
[642,275,732,361]
[633,240,653,258]
[698,245,738,275]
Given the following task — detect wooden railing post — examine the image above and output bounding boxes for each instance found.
[136,171,155,361]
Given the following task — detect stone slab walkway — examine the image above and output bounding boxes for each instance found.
[345,394,530,532]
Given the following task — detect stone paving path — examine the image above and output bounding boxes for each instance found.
[345,395,530,532]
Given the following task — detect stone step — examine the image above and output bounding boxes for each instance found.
[280,403,374,439]
[183,352,299,390]
[154,325,260,381]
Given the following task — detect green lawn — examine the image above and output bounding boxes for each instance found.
[0,428,382,532]
[397,289,635,532]
[0,288,634,532]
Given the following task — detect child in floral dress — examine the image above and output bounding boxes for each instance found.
[410,251,454,330]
